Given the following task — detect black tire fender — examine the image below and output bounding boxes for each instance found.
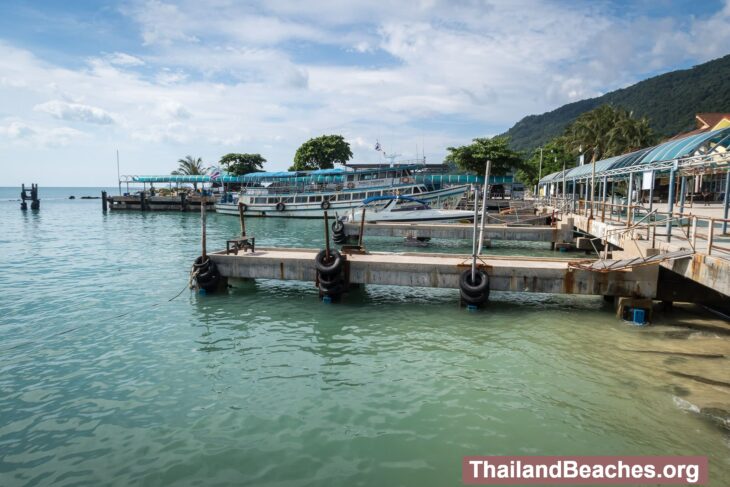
[276,202,285,211]
[460,288,489,305]
[315,249,343,276]
[332,220,344,233]
[320,280,345,296]
[459,269,489,295]
[321,200,331,210]
[193,255,210,270]
[318,273,343,287]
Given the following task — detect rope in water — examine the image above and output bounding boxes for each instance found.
[1,272,198,353]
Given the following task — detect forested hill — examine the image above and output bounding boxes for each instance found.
[502,53,730,152]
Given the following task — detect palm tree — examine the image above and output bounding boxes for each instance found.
[566,104,617,164]
[607,115,655,155]
[172,155,207,190]
[568,105,656,161]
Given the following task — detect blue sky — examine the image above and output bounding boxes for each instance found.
[1,0,728,186]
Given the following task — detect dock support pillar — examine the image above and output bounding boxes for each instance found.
[140,191,147,212]
[101,191,108,212]
[180,193,187,212]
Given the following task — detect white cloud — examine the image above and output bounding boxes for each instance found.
[0,119,85,147]
[1,1,729,185]
[0,121,36,139]
[34,100,116,125]
[107,52,145,66]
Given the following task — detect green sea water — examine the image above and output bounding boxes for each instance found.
[1,188,728,486]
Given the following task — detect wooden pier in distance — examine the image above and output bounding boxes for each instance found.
[109,194,216,211]
[342,221,574,247]
[209,247,659,298]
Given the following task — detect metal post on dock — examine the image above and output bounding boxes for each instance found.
[708,218,714,255]
[201,196,207,260]
[590,156,596,219]
[470,185,479,282]
[358,208,366,248]
[679,176,686,214]
[477,161,491,255]
[601,176,607,222]
[323,211,330,260]
[627,173,633,224]
[101,191,108,212]
[238,201,246,237]
[666,161,677,242]
[648,171,655,213]
[722,171,730,234]
[571,179,576,213]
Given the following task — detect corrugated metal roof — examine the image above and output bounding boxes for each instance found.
[539,127,730,184]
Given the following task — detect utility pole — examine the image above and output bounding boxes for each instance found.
[537,147,543,198]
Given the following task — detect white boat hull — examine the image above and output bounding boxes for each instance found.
[215,185,468,218]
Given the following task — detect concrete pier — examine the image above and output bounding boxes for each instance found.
[343,221,574,245]
[564,211,730,298]
[209,247,658,298]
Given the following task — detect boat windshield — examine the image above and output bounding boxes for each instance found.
[390,199,430,211]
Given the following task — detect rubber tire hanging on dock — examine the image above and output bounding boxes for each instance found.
[459,269,489,306]
[315,249,346,300]
[331,220,347,244]
[315,249,343,276]
[321,200,331,210]
[276,202,286,212]
[192,256,222,292]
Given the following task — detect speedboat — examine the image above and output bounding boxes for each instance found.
[343,195,475,223]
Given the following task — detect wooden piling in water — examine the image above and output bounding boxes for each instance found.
[101,191,108,212]
[238,201,246,237]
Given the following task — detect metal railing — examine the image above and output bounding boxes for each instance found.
[539,196,730,258]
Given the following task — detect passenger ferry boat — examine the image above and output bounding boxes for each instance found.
[215,164,470,218]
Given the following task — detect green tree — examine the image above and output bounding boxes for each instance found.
[516,136,576,188]
[444,136,522,176]
[172,155,207,190]
[219,153,266,176]
[289,135,353,171]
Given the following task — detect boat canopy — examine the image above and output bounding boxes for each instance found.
[538,126,730,185]
[125,164,518,185]
[129,164,424,184]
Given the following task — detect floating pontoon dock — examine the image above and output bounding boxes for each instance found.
[341,222,573,247]
[209,248,658,298]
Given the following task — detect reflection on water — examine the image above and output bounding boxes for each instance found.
[0,191,728,486]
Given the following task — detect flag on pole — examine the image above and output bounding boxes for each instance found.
[209,167,221,181]
[375,140,381,151]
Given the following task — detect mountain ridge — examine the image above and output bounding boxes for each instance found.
[502,53,730,153]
